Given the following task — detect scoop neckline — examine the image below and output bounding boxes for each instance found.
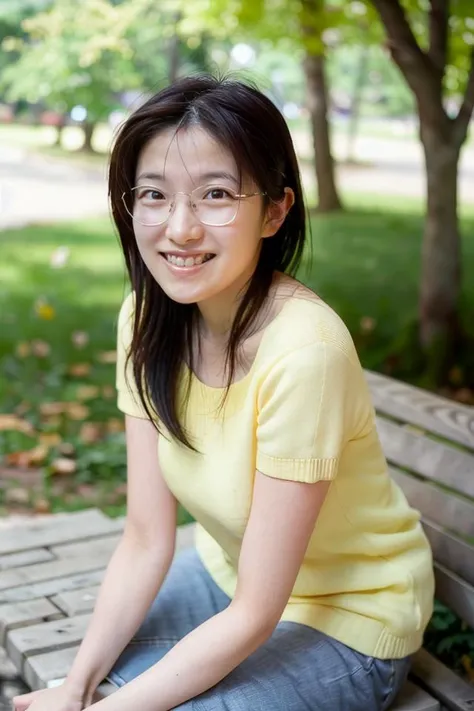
[184,296,302,394]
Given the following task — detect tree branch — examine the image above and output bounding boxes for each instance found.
[370,0,445,124]
[428,0,448,88]
[453,48,474,145]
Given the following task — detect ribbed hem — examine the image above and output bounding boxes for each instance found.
[256,452,338,482]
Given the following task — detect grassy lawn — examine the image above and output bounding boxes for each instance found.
[1,199,474,518]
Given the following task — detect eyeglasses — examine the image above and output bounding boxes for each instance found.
[121,184,266,227]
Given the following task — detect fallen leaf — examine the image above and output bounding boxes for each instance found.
[454,388,472,404]
[65,402,90,420]
[33,497,52,513]
[5,487,30,505]
[97,350,117,364]
[71,330,89,349]
[102,385,115,399]
[68,363,91,377]
[38,432,62,447]
[31,340,51,357]
[360,316,376,333]
[5,444,48,467]
[41,415,62,428]
[0,414,35,434]
[16,342,31,358]
[79,422,102,444]
[76,385,100,401]
[51,457,76,475]
[106,418,124,433]
[58,442,75,456]
[39,402,65,417]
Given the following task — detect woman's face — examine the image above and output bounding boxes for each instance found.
[130,126,284,316]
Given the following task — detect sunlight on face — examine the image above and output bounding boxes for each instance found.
[132,125,268,319]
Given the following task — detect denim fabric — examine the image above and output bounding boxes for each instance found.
[108,548,411,710]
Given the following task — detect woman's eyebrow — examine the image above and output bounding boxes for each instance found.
[136,171,239,185]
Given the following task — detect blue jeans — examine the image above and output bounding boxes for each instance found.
[108,548,411,710]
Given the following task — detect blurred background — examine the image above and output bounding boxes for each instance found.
[0,4,473,518]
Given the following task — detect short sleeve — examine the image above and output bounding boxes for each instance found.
[115,293,150,419]
[256,342,356,483]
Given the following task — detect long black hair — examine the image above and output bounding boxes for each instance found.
[109,74,307,449]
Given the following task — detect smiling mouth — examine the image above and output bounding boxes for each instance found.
[161,253,215,267]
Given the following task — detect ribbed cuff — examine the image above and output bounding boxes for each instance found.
[256,452,338,483]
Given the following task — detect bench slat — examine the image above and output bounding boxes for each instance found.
[0,599,63,645]
[0,569,105,605]
[24,645,80,690]
[390,468,474,540]
[411,648,474,711]
[378,417,474,497]
[422,520,474,587]
[434,564,474,631]
[366,371,474,450]
[50,585,100,616]
[0,510,123,556]
[391,680,440,711]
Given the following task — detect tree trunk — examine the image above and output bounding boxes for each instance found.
[55,115,66,147]
[81,121,96,152]
[303,52,342,212]
[419,123,462,376]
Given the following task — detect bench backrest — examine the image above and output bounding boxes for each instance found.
[366,370,474,631]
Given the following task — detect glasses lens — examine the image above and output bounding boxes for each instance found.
[193,186,238,226]
[127,186,170,226]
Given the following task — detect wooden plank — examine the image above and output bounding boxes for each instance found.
[0,599,63,645]
[422,519,474,587]
[411,648,474,711]
[6,614,90,674]
[24,645,79,690]
[0,548,54,571]
[51,585,100,616]
[0,568,105,604]
[0,549,114,592]
[51,534,120,560]
[0,509,123,556]
[378,417,474,497]
[391,681,440,711]
[366,370,474,450]
[434,563,474,631]
[391,468,474,540]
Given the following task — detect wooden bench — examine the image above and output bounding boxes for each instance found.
[1,370,474,709]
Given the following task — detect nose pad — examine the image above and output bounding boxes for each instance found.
[165,197,204,243]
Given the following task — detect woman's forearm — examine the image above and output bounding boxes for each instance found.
[88,603,272,711]
[65,533,174,704]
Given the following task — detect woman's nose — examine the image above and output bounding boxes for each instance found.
[165,197,204,243]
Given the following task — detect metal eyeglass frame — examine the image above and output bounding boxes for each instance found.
[120,185,267,227]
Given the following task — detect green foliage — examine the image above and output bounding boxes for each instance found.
[425,600,474,678]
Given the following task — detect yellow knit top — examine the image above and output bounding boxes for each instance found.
[116,292,434,659]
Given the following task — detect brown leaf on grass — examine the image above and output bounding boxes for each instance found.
[58,442,75,456]
[38,432,62,447]
[5,444,48,467]
[102,385,115,399]
[79,422,102,444]
[97,350,117,364]
[33,497,52,514]
[31,340,51,357]
[5,487,30,505]
[39,402,65,417]
[0,414,35,434]
[71,331,90,348]
[106,418,124,434]
[69,363,91,377]
[76,385,100,401]
[41,415,62,428]
[65,402,90,420]
[454,388,473,405]
[16,342,31,358]
[359,316,376,334]
[51,457,76,475]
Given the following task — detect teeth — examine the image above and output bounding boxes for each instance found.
[165,254,212,267]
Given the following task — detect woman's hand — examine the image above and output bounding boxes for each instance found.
[12,683,87,711]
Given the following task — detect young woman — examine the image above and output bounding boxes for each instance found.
[14,75,434,711]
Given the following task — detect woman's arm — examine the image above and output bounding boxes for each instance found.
[65,415,178,705]
[88,471,330,711]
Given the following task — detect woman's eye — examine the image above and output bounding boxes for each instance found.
[204,188,232,200]
[138,189,165,201]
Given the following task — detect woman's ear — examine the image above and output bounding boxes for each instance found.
[261,188,295,238]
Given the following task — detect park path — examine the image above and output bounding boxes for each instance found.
[1,131,473,231]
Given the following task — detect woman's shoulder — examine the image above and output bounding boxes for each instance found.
[260,282,357,366]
